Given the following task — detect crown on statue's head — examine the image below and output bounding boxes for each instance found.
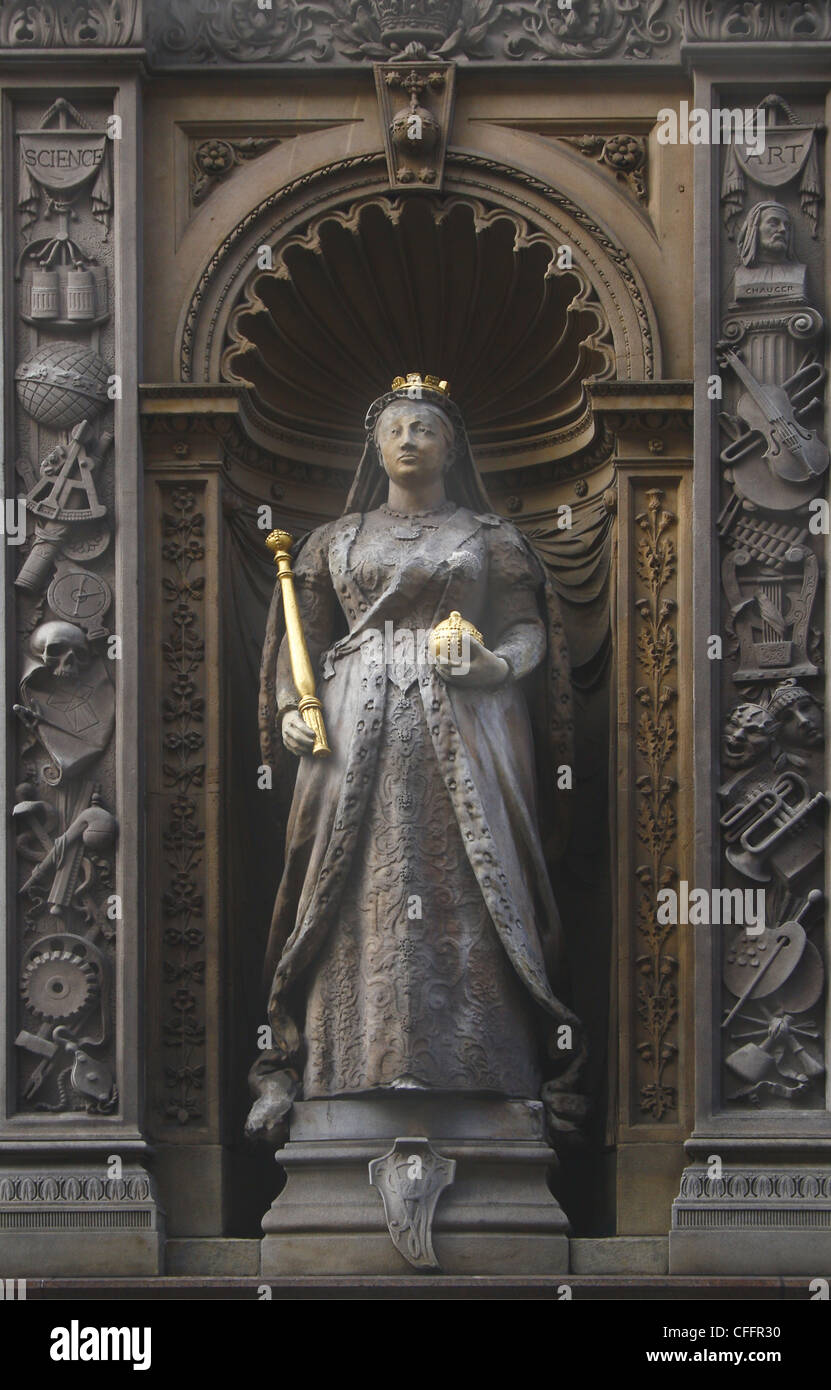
[390,372,450,395]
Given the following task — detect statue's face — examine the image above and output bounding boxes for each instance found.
[722,703,776,768]
[375,402,453,488]
[776,691,824,748]
[758,206,790,261]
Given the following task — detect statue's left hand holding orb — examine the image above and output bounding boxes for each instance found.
[434,634,510,689]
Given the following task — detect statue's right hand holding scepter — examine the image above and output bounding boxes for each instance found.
[266,529,331,759]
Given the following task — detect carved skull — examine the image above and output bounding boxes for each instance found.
[30,621,90,679]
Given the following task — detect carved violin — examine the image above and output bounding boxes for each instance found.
[719,347,828,484]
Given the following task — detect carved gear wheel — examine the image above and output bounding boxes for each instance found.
[21,948,98,1021]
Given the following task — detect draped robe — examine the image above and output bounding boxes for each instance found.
[261,501,578,1101]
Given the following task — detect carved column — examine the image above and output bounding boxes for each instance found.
[591,384,695,1234]
[671,18,831,1273]
[0,21,163,1273]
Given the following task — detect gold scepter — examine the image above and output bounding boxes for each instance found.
[266,529,331,758]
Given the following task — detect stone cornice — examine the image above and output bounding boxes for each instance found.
[4,2,830,65]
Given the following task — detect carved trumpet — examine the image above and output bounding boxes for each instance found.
[266,529,331,758]
[721,771,824,883]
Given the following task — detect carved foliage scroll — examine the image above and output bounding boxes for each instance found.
[145,0,678,66]
[634,489,679,1119]
[159,484,207,1125]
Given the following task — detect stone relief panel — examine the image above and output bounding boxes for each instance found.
[145,0,679,66]
[8,95,120,1117]
[716,93,827,1109]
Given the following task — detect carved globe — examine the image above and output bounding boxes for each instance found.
[15,341,110,429]
[391,103,440,154]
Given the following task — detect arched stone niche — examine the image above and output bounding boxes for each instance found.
[143,149,689,1241]
[178,151,661,407]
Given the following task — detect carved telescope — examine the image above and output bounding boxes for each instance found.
[266,529,331,758]
[721,771,824,882]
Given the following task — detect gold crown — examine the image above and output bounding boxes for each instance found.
[390,372,450,395]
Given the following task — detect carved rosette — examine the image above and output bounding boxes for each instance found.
[633,489,679,1119]
[190,136,279,206]
[565,135,648,204]
[158,484,207,1125]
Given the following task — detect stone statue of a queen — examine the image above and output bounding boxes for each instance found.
[251,375,584,1145]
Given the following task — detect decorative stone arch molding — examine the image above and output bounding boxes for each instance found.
[177,151,662,424]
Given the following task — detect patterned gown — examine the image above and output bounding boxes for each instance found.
[267,501,568,1101]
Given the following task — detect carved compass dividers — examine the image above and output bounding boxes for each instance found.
[11,95,118,1116]
[717,94,828,1108]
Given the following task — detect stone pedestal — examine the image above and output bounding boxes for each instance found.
[260,1096,569,1277]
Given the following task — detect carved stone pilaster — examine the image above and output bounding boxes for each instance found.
[0,75,160,1272]
[670,70,831,1275]
[142,409,229,1237]
[590,384,694,1233]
